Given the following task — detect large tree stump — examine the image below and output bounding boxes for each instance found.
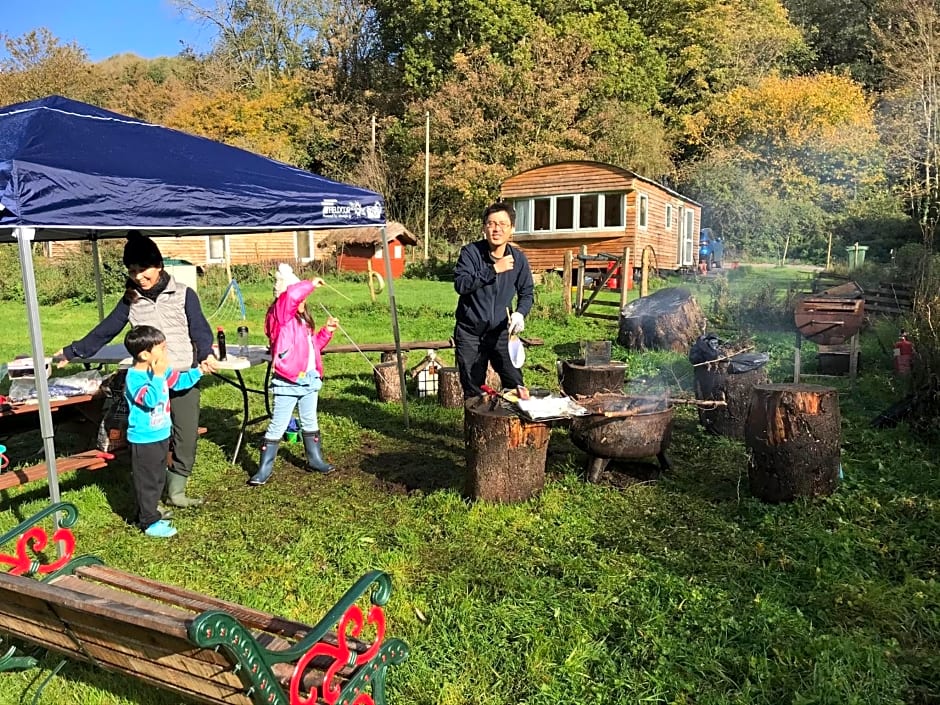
[438,367,463,408]
[464,397,549,502]
[745,383,841,502]
[618,287,704,353]
[694,363,770,440]
[558,359,628,397]
[374,360,402,402]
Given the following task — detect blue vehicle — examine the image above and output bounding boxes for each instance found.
[698,228,723,270]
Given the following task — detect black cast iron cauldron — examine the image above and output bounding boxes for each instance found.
[568,393,674,482]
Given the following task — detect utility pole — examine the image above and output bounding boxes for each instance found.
[424,111,430,261]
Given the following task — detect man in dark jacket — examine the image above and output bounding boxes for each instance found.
[453,202,535,398]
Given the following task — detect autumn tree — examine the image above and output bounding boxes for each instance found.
[0,29,98,103]
[683,73,888,262]
[164,77,330,166]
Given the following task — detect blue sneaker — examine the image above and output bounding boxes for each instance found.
[144,519,178,538]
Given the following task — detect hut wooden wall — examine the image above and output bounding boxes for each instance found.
[501,161,701,273]
[49,232,329,267]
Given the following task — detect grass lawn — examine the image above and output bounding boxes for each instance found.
[0,268,937,705]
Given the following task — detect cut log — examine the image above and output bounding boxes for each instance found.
[694,363,770,440]
[558,359,628,397]
[618,287,705,353]
[464,398,549,502]
[373,360,402,402]
[745,383,841,502]
[438,367,463,408]
[485,364,502,391]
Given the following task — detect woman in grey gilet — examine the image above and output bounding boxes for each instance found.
[57,232,218,508]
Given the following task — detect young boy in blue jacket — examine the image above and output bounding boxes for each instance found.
[124,325,203,537]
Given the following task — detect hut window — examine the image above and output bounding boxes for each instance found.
[579,195,598,228]
[556,197,574,229]
[295,230,312,260]
[665,204,673,230]
[603,193,624,227]
[637,193,649,229]
[514,200,531,232]
[533,198,551,231]
[207,235,227,262]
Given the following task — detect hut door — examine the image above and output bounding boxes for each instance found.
[678,208,694,266]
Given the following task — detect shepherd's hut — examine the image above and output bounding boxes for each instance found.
[500,161,702,274]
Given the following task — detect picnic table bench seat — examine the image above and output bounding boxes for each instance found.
[0,503,408,705]
[0,426,208,492]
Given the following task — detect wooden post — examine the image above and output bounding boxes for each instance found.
[793,332,802,383]
[640,247,649,297]
[576,245,587,315]
[745,383,841,502]
[464,398,549,502]
[620,247,631,309]
[848,333,859,380]
[563,250,573,314]
[374,360,402,401]
[438,367,463,408]
[367,259,377,302]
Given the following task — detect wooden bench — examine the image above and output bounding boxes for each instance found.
[0,450,111,492]
[0,427,209,492]
[0,503,409,705]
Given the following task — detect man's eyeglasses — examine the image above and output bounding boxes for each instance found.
[485,220,512,230]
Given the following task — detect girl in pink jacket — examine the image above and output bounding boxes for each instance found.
[248,264,339,486]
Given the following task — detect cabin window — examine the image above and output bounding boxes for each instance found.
[637,193,649,229]
[295,230,313,261]
[514,200,531,233]
[603,193,624,227]
[533,198,552,231]
[579,195,599,228]
[556,197,574,230]
[665,204,673,230]
[510,192,626,233]
[207,235,227,262]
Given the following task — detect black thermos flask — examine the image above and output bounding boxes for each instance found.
[216,326,227,360]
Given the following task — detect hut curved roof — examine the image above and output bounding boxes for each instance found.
[319,221,417,247]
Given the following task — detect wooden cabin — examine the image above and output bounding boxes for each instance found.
[320,222,417,279]
[49,230,329,267]
[500,161,702,274]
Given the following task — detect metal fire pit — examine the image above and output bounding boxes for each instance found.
[568,393,674,482]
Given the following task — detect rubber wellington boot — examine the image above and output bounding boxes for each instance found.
[248,439,280,486]
[302,431,335,474]
[165,470,204,507]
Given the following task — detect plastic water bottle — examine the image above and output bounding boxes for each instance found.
[237,325,249,357]
[216,327,227,361]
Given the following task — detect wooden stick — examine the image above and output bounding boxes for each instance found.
[690,347,754,367]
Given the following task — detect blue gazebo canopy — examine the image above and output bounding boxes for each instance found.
[0,95,384,241]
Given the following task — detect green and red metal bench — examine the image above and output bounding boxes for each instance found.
[0,502,408,705]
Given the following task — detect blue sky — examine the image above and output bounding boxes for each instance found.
[5,0,215,61]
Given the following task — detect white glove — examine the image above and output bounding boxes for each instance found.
[509,312,525,335]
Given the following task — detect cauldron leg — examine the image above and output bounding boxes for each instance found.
[657,452,671,471]
[586,456,610,483]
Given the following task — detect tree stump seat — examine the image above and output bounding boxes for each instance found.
[745,383,841,502]
[0,503,409,705]
[464,397,550,502]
